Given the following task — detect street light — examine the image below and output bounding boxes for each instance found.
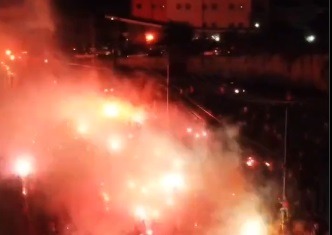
[145,33,155,43]
[305,34,316,43]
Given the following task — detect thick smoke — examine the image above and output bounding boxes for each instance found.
[0,1,271,235]
[0,71,269,234]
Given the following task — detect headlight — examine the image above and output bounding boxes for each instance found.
[240,217,267,235]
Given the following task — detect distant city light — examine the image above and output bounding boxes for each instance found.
[254,22,260,28]
[305,34,316,43]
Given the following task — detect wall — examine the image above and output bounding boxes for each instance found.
[203,0,251,28]
[116,54,328,90]
[132,0,168,22]
[166,0,203,27]
[131,0,252,29]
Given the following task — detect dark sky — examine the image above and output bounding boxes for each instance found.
[55,0,131,16]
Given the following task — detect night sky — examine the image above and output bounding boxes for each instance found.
[55,0,131,16]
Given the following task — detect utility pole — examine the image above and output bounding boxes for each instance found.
[166,53,170,116]
[280,106,289,234]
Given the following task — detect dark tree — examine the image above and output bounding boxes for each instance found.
[163,22,194,76]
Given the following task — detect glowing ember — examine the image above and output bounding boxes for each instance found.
[246,157,255,167]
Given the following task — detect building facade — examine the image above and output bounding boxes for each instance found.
[132,0,252,29]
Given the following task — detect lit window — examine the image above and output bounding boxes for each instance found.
[229,3,235,10]
[136,3,142,9]
[212,3,218,10]
[185,3,191,9]
[176,3,182,9]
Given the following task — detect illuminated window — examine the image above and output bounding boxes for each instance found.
[229,3,235,10]
[185,3,191,9]
[176,3,182,9]
[211,3,218,10]
[136,3,142,9]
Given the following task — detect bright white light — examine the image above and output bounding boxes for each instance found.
[246,157,255,167]
[13,157,34,178]
[211,34,220,42]
[145,33,155,42]
[108,137,123,152]
[134,206,147,220]
[162,173,184,191]
[305,34,316,43]
[234,89,240,94]
[264,162,270,167]
[240,217,266,235]
[103,103,119,118]
[254,22,260,28]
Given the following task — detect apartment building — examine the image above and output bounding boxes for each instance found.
[132,0,252,29]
